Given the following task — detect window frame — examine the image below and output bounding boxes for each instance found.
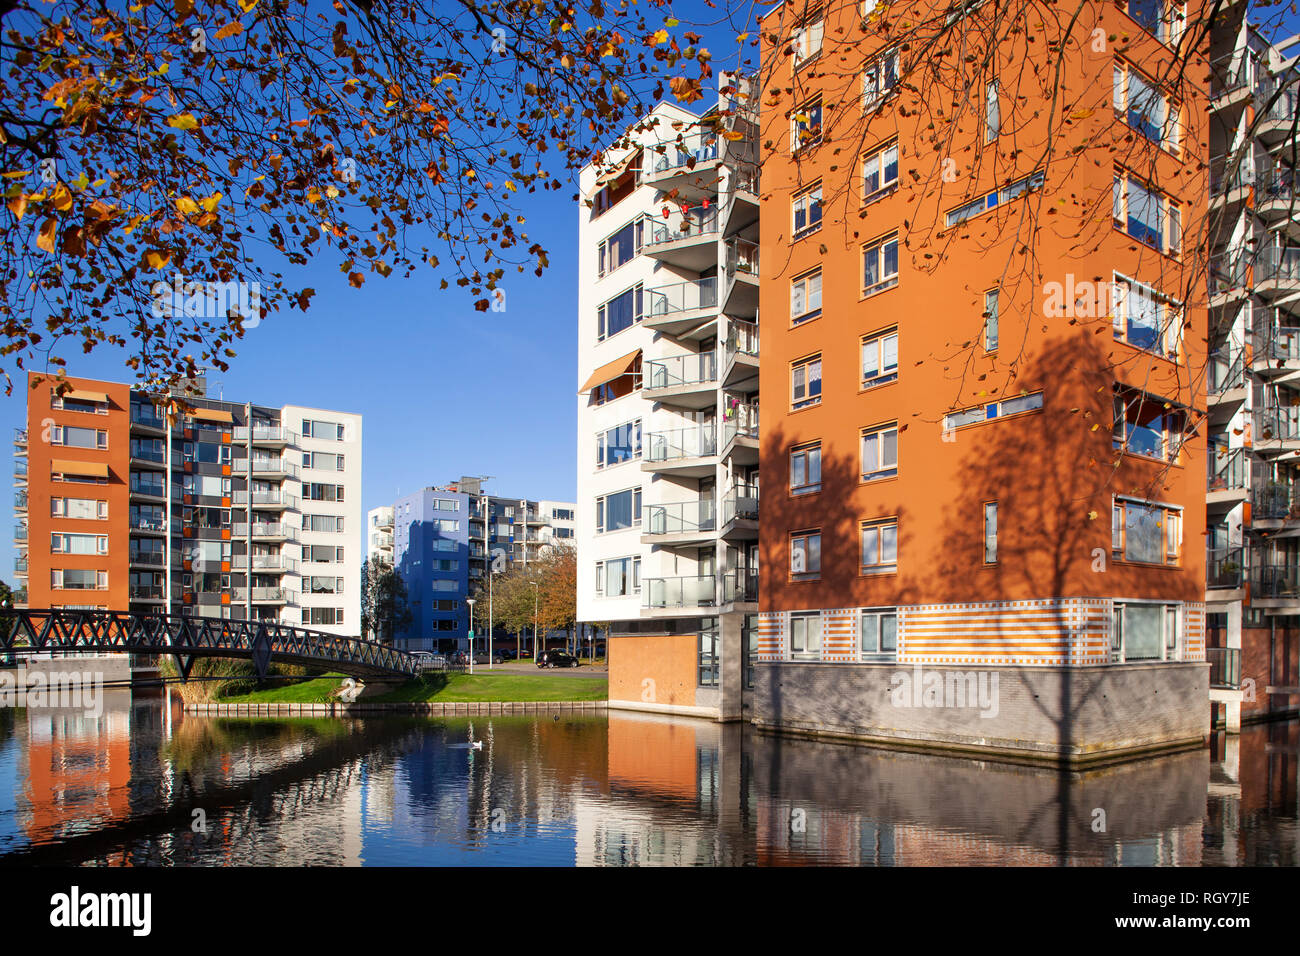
[791,353,823,410]
[860,423,899,482]
[861,233,900,295]
[859,607,898,661]
[862,141,900,201]
[983,500,998,564]
[790,441,822,496]
[789,610,823,660]
[792,183,824,239]
[861,48,899,111]
[860,518,898,574]
[790,269,823,325]
[983,289,1000,352]
[1111,497,1183,567]
[791,97,824,152]
[1113,170,1181,255]
[861,327,899,388]
[790,529,822,581]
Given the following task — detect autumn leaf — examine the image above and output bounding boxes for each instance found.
[36,216,57,252]
[165,113,199,130]
[8,194,27,221]
[174,196,200,215]
[144,250,172,269]
[651,29,669,44]
[174,0,194,17]
[348,272,365,288]
[214,22,244,40]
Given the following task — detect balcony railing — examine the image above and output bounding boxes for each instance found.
[14,428,27,444]
[721,568,758,604]
[1251,563,1300,598]
[725,319,759,360]
[1208,350,1245,393]
[129,585,165,599]
[14,492,27,511]
[1258,245,1300,284]
[1257,166,1297,206]
[1209,53,1252,100]
[1256,81,1299,125]
[13,525,27,543]
[129,550,166,566]
[643,574,717,609]
[250,458,300,477]
[1255,407,1300,442]
[233,426,297,444]
[232,522,289,537]
[130,517,167,533]
[130,480,166,498]
[1207,547,1244,589]
[646,206,719,246]
[232,554,298,572]
[1252,482,1299,519]
[1207,647,1242,690]
[130,407,166,429]
[648,134,719,174]
[645,425,718,462]
[1209,253,1249,296]
[644,499,717,536]
[1255,325,1300,363]
[1207,447,1247,493]
[726,238,759,278]
[233,587,290,602]
[646,351,718,390]
[723,484,759,524]
[1209,153,1253,196]
[723,403,759,446]
[130,445,165,464]
[644,277,718,318]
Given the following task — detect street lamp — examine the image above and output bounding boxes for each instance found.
[530,581,539,659]
[466,598,476,675]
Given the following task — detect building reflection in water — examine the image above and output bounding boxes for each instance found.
[0,694,1295,866]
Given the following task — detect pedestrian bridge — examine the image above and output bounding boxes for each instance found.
[0,608,421,681]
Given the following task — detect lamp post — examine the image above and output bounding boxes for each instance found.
[466,598,476,675]
[530,581,539,659]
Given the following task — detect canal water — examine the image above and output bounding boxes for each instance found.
[0,692,1296,865]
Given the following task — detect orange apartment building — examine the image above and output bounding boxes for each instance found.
[753,0,1215,762]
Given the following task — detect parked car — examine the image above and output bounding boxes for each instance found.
[410,651,446,671]
[472,650,505,665]
[537,649,580,668]
[497,649,518,662]
[448,651,469,667]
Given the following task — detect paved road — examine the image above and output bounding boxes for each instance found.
[474,660,608,677]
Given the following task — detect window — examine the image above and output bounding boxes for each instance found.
[53,569,108,590]
[860,519,897,573]
[552,508,574,521]
[1126,0,1185,46]
[861,424,899,481]
[1112,602,1181,663]
[1112,498,1182,566]
[434,518,459,533]
[302,451,345,471]
[598,284,644,341]
[1113,389,1184,462]
[862,142,899,199]
[862,233,899,293]
[596,488,642,533]
[1112,273,1181,357]
[862,328,898,387]
[597,217,644,277]
[1114,62,1179,151]
[51,393,108,415]
[596,556,641,596]
[51,497,107,520]
[790,611,822,659]
[699,619,720,686]
[303,607,345,627]
[1113,172,1180,254]
[792,16,824,64]
[790,270,822,324]
[984,501,998,563]
[596,419,642,468]
[983,290,999,351]
[306,545,344,562]
[790,442,822,495]
[862,49,899,109]
[53,425,107,449]
[985,80,1000,141]
[791,354,823,410]
[943,391,1044,431]
[860,608,897,661]
[304,483,345,502]
[946,171,1046,227]
[790,530,821,580]
[305,514,346,533]
[792,98,823,151]
[792,184,823,238]
[51,532,108,555]
[302,419,345,440]
[432,498,459,511]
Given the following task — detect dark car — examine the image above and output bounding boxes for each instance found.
[537,649,580,668]
[497,649,518,662]
[472,650,505,665]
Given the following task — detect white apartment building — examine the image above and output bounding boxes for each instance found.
[366,505,395,566]
[575,75,760,720]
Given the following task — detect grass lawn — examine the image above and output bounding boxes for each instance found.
[217,671,607,704]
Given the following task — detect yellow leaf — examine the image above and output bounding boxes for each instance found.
[174,196,200,215]
[1069,108,1095,120]
[504,180,517,192]
[200,192,222,212]
[325,185,339,199]
[651,29,669,44]
[2,170,31,179]
[36,216,58,253]
[144,250,171,269]
[214,22,243,40]
[124,213,150,234]
[8,194,27,221]
[238,0,258,10]
[51,184,73,212]
[166,113,198,130]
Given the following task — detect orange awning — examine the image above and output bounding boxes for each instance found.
[190,408,234,424]
[51,459,108,477]
[579,350,641,393]
[64,389,109,403]
[592,151,638,191]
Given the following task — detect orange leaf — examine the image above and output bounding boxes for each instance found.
[36,216,58,253]
[348,272,365,288]
[214,22,244,40]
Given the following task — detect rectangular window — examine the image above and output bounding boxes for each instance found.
[698,620,720,687]
[985,79,1000,141]
[791,354,823,410]
[53,569,108,590]
[862,49,899,109]
[860,519,898,573]
[52,497,108,520]
[597,217,644,277]
[861,424,899,481]
[790,442,822,496]
[596,419,642,468]
[1113,388,1183,462]
[790,269,822,324]
[984,501,998,563]
[51,532,108,555]
[790,611,822,659]
[862,142,899,199]
[862,233,899,293]
[860,608,898,661]
[862,328,899,387]
[943,391,1044,431]
[1113,171,1180,254]
[54,426,108,449]
[302,419,345,441]
[1112,498,1182,566]
[792,98,823,151]
[792,16,824,64]
[984,290,1000,351]
[792,184,823,238]
[1114,63,1179,151]
[946,171,1046,227]
[1112,601,1180,663]
[597,284,644,341]
[599,556,641,597]
[1126,0,1185,46]
[790,530,821,580]
[595,488,642,533]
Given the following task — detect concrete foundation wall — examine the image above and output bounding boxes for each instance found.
[752,661,1209,762]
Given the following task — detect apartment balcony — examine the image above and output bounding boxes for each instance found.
[1252,325,1300,379]
[233,586,291,604]
[11,588,26,607]
[1255,80,1298,148]
[720,568,758,607]
[1206,447,1248,512]
[642,574,717,611]
[644,352,718,409]
[130,407,167,433]
[723,238,759,317]
[642,277,720,338]
[1254,407,1300,455]
[643,207,719,272]
[13,427,27,449]
[232,490,298,510]
[129,481,167,502]
[129,585,165,601]
[13,523,27,546]
[130,516,167,535]
[1256,245,1300,298]
[641,499,717,546]
[723,163,759,237]
[721,484,759,539]
[14,554,27,574]
[129,550,166,567]
[1251,563,1300,604]
[1208,253,1250,309]
[373,531,394,550]
[250,457,300,479]
[1209,154,1252,216]
[233,425,296,447]
[1209,53,1252,112]
[1256,167,1297,222]
[643,425,718,477]
[12,456,26,486]
[375,513,394,532]
[643,134,721,198]
[130,444,166,467]
[1207,647,1243,691]
[722,403,759,465]
[1251,480,1300,526]
[1206,547,1245,601]
[231,554,298,572]
[723,319,760,391]
[1207,350,1248,424]
[14,491,27,513]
